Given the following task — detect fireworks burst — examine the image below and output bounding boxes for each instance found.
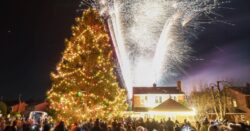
[80,0,231,98]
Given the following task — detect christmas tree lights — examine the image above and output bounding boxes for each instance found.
[47,9,128,124]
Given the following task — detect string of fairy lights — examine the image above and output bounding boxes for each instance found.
[47,9,127,124]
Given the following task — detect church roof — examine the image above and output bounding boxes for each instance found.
[152,98,192,112]
[133,87,184,94]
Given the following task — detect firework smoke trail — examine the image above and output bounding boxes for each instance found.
[153,13,182,82]
[106,3,133,98]
[80,0,231,98]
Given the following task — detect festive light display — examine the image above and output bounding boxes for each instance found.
[47,9,128,124]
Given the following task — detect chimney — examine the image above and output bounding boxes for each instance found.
[177,80,182,91]
[153,83,157,87]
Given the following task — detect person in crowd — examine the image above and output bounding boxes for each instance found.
[136,126,145,131]
[175,120,179,125]
[166,117,174,131]
[151,119,158,131]
[92,119,102,131]
[4,120,17,131]
[174,124,181,131]
[208,121,218,131]
[195,121,201,131]
[0,117,6,131]
[84,119,94,131]
[112,119,119,131]
[54,121,66,131]
[42,119,51,131]
[200,121,209,131]
[69,122,80,131]
[16,118,23,131]
[181,119,189,131]
[203,117,209,125]
[1,115,250,131]
[100,121,108,131]
[119,122,127,131]
[144,118,151,131]
[22,119,32,131]
[126,123,133,131]
[159,119,165,131]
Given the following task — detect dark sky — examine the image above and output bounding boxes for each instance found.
[0,0,81,100]
[183,0,250,87]
[0,0,250,100]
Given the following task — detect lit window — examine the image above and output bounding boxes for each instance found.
[140,96,144,104]
[145,96,148,101]
[233,99,237,107]
[155,96,159,103]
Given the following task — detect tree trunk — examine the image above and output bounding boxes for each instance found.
[210,87,220,119]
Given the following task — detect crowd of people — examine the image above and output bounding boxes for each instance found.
[0,116,250,131]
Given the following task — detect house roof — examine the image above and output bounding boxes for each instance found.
[11,102,28,113]
[133,87,184,94]
[133,107,150,112]
[152,98,192,112]
[34,101,49,111]
[229,87,250,95]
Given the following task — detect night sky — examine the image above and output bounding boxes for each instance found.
[1,0,250,100]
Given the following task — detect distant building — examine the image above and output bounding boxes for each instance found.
[133,81,185,111]
[131,81,195,120]
[228,83,250,122]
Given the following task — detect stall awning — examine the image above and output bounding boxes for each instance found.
[152,98,192,112]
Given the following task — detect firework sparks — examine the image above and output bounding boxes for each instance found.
[80,0,230,98]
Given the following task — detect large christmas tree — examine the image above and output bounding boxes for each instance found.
[47,9,127,124]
